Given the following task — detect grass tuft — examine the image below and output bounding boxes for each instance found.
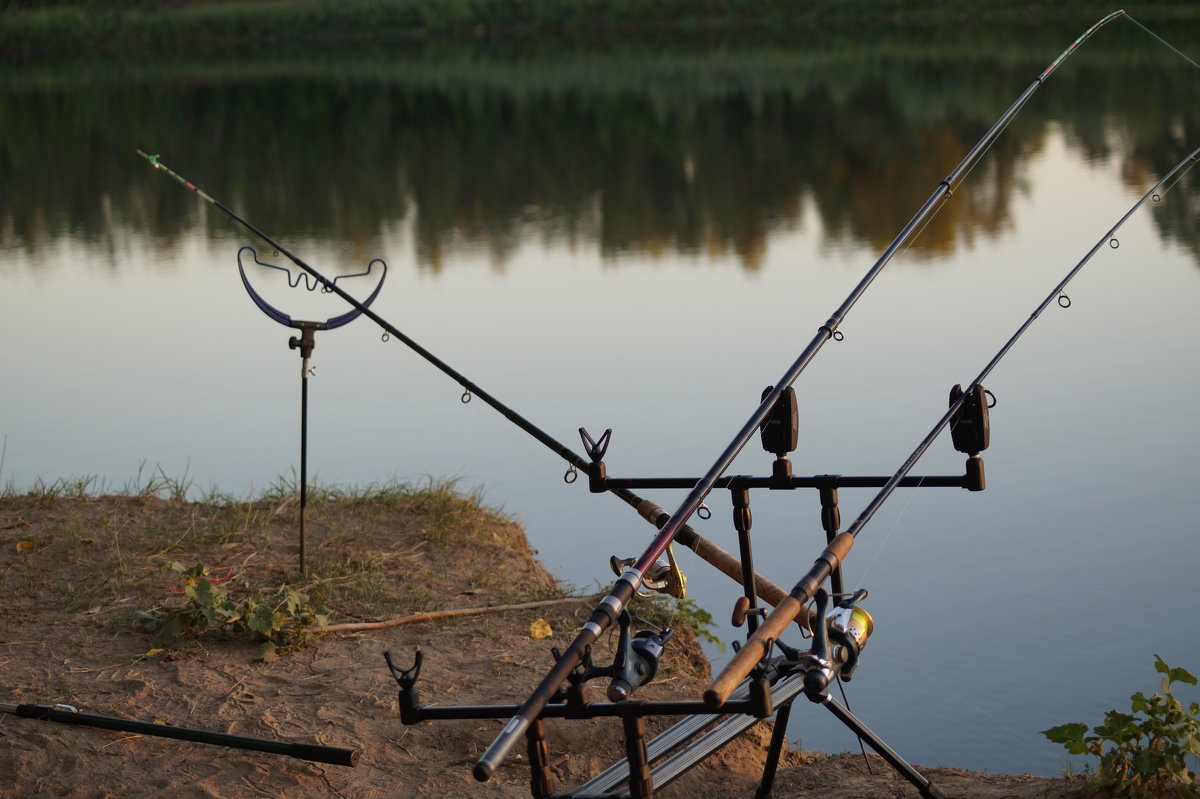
[0,472,554,658]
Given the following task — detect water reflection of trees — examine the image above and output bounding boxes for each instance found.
[2,25,1198,271]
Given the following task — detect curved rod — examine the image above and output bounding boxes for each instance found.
[471,9,1130,779]
[704,143,1200,707]
[237,245,387,331]
[138,13,1134,771]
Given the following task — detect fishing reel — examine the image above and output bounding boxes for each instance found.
[564,611,674,703]
[801,588,874,702]
[609,547,687,599]
[608,611,673,702]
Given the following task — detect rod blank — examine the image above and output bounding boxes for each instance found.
[705,143,1200,705]
[3,702,358,767]
[475,10,1132,778]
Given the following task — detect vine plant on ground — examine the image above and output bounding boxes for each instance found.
[1043,655,1200,798]
[134,562,329,661]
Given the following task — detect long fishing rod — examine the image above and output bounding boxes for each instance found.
[472,9,1129,779]
[704,143,1200,706]
[2,700,359,766]
[135,151,788,609]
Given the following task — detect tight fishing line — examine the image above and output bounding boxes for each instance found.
[897,11,1200,273]
[708,142,1200,710]
[1125,13,1200,74]
[852,156,1191,591]
[851,13,1200,590]
[137,11,1195,780]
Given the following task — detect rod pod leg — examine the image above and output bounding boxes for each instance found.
[818,483,844,599]
[821,696,946,799]
[623,715,654,799]
[526,717,555,798]
[754,702,793,799]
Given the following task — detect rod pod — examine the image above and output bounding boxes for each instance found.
[475,10,1133,778]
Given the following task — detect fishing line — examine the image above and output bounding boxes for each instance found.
[854,388,998,589]
[1155,163,1198,200]
[1124,13,1200,74]
[835,675,874,774]
[708,141,1200,714]
[473,14,1144,773]
[851,473,927,590]
[139,14,1164,779]
[851,14,1200,588]
[899,10,1200,266]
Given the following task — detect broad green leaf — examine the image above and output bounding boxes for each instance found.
[153,615,185,646]
[1171,666,1198,687]
[1043,722,1090,754]
[248,606,284,636]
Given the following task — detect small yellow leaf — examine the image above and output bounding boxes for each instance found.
[16,540,33,552]
[145,648,164,657]
[529,618,553,639]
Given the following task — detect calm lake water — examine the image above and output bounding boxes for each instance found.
[3,18,1200,779]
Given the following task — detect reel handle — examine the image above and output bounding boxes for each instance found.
[704,593,803,707]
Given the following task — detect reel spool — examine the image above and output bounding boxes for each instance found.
[803,589,875,701]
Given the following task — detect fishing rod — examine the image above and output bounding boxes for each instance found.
[473,9,1130,779]
[1,700,359,766]
[135,151,787,609]
[704,143,1200,707]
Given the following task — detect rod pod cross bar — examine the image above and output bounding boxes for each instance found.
[472,10,1129,779]
[705,144,1200,707]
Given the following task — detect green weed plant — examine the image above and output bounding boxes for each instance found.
[629,593,723,652]
[1043,655,1200,798]
[134,562,329,661]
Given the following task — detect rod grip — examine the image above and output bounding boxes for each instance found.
[704,532,854,707]
[637,499,812,628]
[704,595,805,707]
[288,743,360,767]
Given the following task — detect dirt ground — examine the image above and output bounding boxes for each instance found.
[0,492,1084,799]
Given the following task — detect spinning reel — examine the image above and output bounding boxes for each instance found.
[799,588,874,702]
[563,610,674,704]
